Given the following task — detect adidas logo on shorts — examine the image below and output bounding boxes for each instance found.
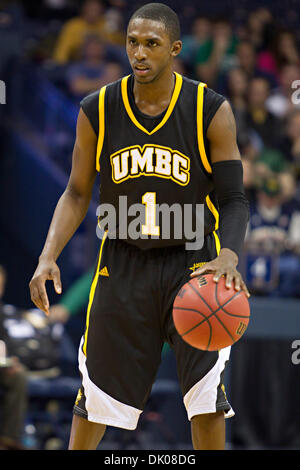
[189,261,206,272]
[99,266,109,277]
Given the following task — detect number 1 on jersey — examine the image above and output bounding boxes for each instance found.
[141,192,160,236]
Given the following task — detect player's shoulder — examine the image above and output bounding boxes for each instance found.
[79,76,128,134]
[180,74,200,96]
[80,89,100,110]
[204,86,227,105]
[181,74,227,105]
[80,76,124,108]
[180,75,228,133]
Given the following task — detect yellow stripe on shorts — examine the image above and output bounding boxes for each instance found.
[82,231,108,356]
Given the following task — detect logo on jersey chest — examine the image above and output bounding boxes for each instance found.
[110,144,190,186]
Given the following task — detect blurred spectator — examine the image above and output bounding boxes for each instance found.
[246,77,282,149]
[245,7,274,52]
[254,147,296,202]
[279,109,300,191]
[242,147,296,206]
[0,266,28,450]
[236,40,277,88]
[272,29,300,71]
[257,28,300,84]
[227,67,248,112]
[245,177,300,296]
[180,15,211,74]
[236,40,257,79]
[103,6,126,46]
[66,33,122,102]
[242,157,254,186]
[53,0,108,64]
[226,67,249,149]
[195,16,238,88]
[242,157,256,204]
[266,64,300,119]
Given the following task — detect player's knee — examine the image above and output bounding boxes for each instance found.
[191,410,224,429]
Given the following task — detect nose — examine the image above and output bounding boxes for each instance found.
[135,44,147,61]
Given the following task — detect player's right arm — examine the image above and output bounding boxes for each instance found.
[29,109,98,316]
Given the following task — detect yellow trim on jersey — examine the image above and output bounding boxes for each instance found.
[206,195,219,230]
[197,83,221,255]
[121,72,183,136]
[213,230,221,256]
[206,194,221,255]
[96,86,107,172]
[197,82,212,174]
[82,231,108,356]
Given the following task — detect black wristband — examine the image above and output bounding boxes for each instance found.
[212,160,249,257]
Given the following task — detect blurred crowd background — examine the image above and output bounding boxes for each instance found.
[0,0,300,451]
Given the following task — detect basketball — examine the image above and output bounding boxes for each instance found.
[172,274,250,351]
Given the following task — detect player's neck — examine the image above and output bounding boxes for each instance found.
[132,69,175,117]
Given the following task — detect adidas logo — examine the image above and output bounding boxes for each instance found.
[99,266,109,277]
[189,262,206,272]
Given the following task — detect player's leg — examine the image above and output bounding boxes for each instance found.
[68,414,106,450]
[191,411,225,450]
[171,337,233,450]
[70,237,164,449]
[170,303,233,450]
[163,233,234,450]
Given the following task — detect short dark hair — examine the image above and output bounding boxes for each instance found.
[129,3,181,43]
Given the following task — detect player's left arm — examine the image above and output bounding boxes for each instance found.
[191,101,250,297]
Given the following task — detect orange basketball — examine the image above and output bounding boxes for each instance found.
[172,273,250,351]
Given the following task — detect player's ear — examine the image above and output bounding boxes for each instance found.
[171,40,182,57]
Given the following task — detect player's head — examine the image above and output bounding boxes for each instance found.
[127,3,182,83]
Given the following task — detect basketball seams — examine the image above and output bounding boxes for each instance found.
[214,284,250,319]
[190,276,249,318]
[175,278,247,349]
[190,277,248,320]
[206,322,212,351]
[173,275,250,350]
[173,306,209,318]
[211,282,236,342]
[174,306,211,334]
[189,282,214,312]
[180,283,214,349]
[174,306,213,351]
[175,281,234,334]
[189,280,245,322]
[211,314,235,342]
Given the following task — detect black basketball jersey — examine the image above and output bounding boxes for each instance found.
[81,72,226,250]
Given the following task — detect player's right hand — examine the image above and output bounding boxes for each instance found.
[29,259,62,316]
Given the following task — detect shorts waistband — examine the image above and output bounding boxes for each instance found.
[103,233,215,257]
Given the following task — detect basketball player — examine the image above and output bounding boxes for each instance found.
[29,3,250,450]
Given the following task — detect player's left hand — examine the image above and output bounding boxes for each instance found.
[190,248,250,297]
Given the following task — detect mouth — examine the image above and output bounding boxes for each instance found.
[134,64,151,76]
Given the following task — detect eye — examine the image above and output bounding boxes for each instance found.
[148,41,158,47]
[128,38,137,45]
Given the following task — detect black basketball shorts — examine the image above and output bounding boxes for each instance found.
[73,232,234,429]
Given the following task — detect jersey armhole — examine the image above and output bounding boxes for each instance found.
[197,83,220,247]
[197,82,212,175]
[95,86,107,172]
